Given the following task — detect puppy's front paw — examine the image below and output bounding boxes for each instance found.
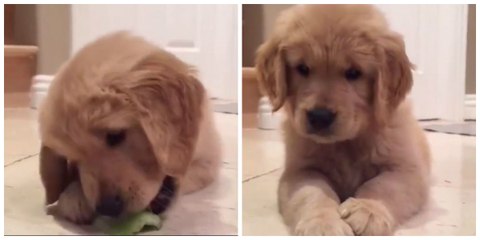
[293,209,353,236]
[339,198,394,236]
[48,181,95,224]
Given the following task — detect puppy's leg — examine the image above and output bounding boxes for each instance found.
[180,109,222,194]
[47,181,95,224]
[339,169,428,235]
[179,96,223,195]
[279,170,353,236]
[180,154,221,194]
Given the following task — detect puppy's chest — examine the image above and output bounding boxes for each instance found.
[309,148,381,201]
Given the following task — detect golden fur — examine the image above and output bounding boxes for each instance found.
[39,32,221,223]
[256,5,431,235]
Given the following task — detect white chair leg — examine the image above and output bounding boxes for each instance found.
[30,75,54,109]
[257,96,281,130]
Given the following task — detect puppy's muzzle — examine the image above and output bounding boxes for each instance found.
[306,108,336,132]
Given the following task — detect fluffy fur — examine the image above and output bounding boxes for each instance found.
[256,5,431,236]
[39,32,221,224]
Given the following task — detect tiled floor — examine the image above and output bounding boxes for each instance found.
[4,108,238,235]
[243,123,476,236]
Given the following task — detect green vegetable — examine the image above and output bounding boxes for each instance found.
[93,211,163,235]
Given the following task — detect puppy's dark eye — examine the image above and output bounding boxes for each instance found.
[345,68,362,81]
[106,130,126,147]
[296,63,310,77]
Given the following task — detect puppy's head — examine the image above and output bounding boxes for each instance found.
[39,32,204,217]
[256,5,413,143]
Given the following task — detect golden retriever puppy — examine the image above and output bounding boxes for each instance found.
[38,32,222,224]
[256,5,431,236]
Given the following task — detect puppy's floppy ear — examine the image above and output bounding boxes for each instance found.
[126,51,204,177]
[374,32,414,122]
[255,38,288,111]
[39,145,76,205]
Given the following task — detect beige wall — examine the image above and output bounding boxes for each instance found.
[242,4,293,67]
[14,4,71,75]
[13,5,37,46]
[465,4,475,94]
[14,4,475,93]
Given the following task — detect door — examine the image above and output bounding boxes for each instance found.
[376,5,468,121]
[71,4,238,101]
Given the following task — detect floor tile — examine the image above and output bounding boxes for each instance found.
[4,108,41,165]
[242,129,284,180]
[242,169,288,236]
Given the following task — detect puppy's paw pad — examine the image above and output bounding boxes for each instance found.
[339,198,394,236]
[294,211,353,236]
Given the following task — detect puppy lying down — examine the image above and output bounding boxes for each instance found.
[256,5,431,236]
[38,32,222,229]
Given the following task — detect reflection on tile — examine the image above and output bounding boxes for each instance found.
[4,109,237,235]
[242,124,476,236]
[215,112,238,170]
[242,129,284,180]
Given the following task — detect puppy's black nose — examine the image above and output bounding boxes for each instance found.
[306,108,336,131]
[96,195,123,217]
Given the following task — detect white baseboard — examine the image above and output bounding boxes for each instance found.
[464,94,476,120]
